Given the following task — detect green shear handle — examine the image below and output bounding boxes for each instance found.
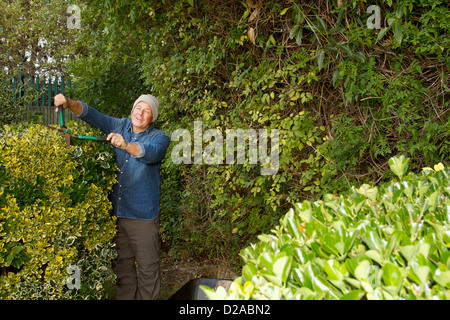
[41,104,110,147]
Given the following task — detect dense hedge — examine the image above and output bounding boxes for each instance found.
[0,123,118,299]
[64,0,450,260]
[203,157,450,299]
[4,0,448,263]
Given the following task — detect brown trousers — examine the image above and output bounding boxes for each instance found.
[112,217,160,300]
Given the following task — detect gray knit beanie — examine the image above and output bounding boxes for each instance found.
[132,94,159,123]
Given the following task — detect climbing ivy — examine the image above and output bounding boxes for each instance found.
[64,0,449,261]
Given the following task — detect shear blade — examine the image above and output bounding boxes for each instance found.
[65,133,71,147]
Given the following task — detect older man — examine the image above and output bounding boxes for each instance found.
[54,93,170,300]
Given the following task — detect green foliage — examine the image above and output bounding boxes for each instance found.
[64,0,449,262]
[324,0,450,175]
[0,0,83,75]
[203,157,450,300]
[68,57,146,118]
[0,71,40,125]
[0,123,118,299]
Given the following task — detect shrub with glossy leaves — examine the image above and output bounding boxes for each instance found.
[0,123,118,299]
[203,156,450,300]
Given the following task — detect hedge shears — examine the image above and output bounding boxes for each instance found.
[41,105,109,148]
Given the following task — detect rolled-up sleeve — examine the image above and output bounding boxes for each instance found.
[133,133,171,164]
[72,101,89,118]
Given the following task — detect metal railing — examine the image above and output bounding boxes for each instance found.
[7,74,83,125]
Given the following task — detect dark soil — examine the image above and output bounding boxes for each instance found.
[159,249,239,300]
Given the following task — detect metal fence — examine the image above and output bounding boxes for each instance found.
[8,74,84,125]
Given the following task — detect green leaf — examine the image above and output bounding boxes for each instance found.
[395,6,404,19]
[360,279,374,293]
[345,259,358,277]
[201,285,228,300]
[355,260,371,281]
[332,70,339,87]
[273,255,292,283]
[295,200,312,223]
[289,25,299,40]
[355,184,378,201]
[376,27,391,43]
[317,50,325,70]
[336,8,345,27]
[427,188,440,212]
[311,242,327,258]
[340,44,352,55]
[268,35,276,46]
[260,269,283,287]
[388,156,409,178]
[399,245,417,262]
[340,289,364,300]
[295,27,304,45]
[259,252,274,270]
[352,52,366,63]
[292,268,313,289]
[365,250,383,265]
[280,7,289,16]
[392,20,403,44]
[433,265,450,288]
[10,245,25,255]
[334,241,345,256]
[362,231,382,251]
[408,266,430,285]
[242,264,258,281]
[312,275,335,295]
[294,247,312,264]
[324,259,344,281]
[316,15,327,33]
[291,3,304,25]
[257,234,275,243]
[6,253,14,266]
[382,263,403,288]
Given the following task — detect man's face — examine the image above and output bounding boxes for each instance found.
[132,101,153,133]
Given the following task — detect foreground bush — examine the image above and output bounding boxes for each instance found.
[204,156,450,300]
[0,123,118,299]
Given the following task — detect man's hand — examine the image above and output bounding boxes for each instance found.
[107,133,129,150]
[107,133,141,157]
[54,93,68,111]
[53,94,82,115]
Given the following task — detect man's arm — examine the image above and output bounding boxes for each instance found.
[107,132,140,157]
[54,94,120,135]
[106,132,170,162]
[54,93,82,115]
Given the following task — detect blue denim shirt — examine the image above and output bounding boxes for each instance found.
[75,101,171,220]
